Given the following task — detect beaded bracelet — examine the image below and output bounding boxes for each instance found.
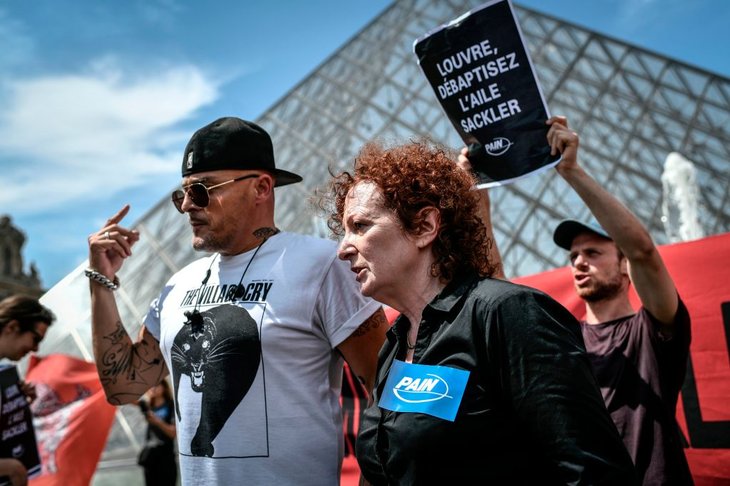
[84,268,120,291]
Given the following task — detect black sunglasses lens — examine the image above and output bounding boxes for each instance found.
[171,190,185,213]
[171,184,210,213]
[189,184,210,208]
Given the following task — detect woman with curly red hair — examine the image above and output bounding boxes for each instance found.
[326,140,635,485]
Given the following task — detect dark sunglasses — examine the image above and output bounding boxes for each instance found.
[171,174,260,213]
[29,329,44,346]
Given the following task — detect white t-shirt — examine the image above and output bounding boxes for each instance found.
[144,231,380,485]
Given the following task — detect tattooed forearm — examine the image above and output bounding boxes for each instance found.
[106,322,130,345]
[99,321,164,403]
[351,308,387,337]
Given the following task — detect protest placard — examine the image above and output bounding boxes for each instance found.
[414,0,558,187]
[0,365,40,485]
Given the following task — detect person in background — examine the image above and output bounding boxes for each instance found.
[87,117,387,485]
[137,379,177,486]
[459,115,693,485]
[547,116,693,485]
[325,140,636,485]
[0,295,55,486]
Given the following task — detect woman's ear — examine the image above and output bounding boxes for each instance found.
[2,319,20,335]
[414,207,440,249]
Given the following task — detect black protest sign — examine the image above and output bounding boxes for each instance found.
[0,366,40,485]
[414,0,558,187]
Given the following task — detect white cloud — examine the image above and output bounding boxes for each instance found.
[0,57,219,214]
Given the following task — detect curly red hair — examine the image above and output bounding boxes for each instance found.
[325,140,496,281]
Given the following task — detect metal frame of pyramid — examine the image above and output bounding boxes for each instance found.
[34,0,730,479]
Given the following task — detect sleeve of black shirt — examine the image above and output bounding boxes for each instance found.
[483,287,638,485]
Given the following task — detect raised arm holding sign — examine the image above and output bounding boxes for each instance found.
[460,116,695,484]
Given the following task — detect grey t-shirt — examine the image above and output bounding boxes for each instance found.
[581,299,693,485]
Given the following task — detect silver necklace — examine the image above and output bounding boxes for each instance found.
[184,227,278,336]
[232,228,278,300]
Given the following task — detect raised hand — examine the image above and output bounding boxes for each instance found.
[546,116,580,171]
[87,205,140,278]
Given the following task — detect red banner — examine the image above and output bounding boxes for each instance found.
[514,233,730,485]
[25,354,117,486]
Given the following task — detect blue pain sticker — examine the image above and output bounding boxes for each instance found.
[378,360,470,422]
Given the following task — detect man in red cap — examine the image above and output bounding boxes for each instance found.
[86,117,387,485]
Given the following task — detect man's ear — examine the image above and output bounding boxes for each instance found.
[620,257,629,277]
[254,174,275,201]
[413,206,440,249]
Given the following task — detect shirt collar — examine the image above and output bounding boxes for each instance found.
[426,272,478,314]
[386,271,479,344]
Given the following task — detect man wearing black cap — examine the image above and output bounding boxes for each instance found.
[86,117,388,485]
[547,116,692,485]
[461,115,692,484]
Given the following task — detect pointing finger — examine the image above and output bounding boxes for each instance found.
[105,205,131,227]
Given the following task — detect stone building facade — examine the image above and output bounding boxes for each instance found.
[0,215,43,300]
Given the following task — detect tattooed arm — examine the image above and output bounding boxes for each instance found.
[91,284,168,404]
[88,205,167,405]
[337,308,389,396]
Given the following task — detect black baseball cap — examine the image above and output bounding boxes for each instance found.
[182,117,303,187]
[553,219,612,250]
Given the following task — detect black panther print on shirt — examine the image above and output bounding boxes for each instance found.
[171,304,261,457]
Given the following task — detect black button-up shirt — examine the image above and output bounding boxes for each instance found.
[357,274,636,485]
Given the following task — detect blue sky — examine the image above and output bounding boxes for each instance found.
[2,0,729,289]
